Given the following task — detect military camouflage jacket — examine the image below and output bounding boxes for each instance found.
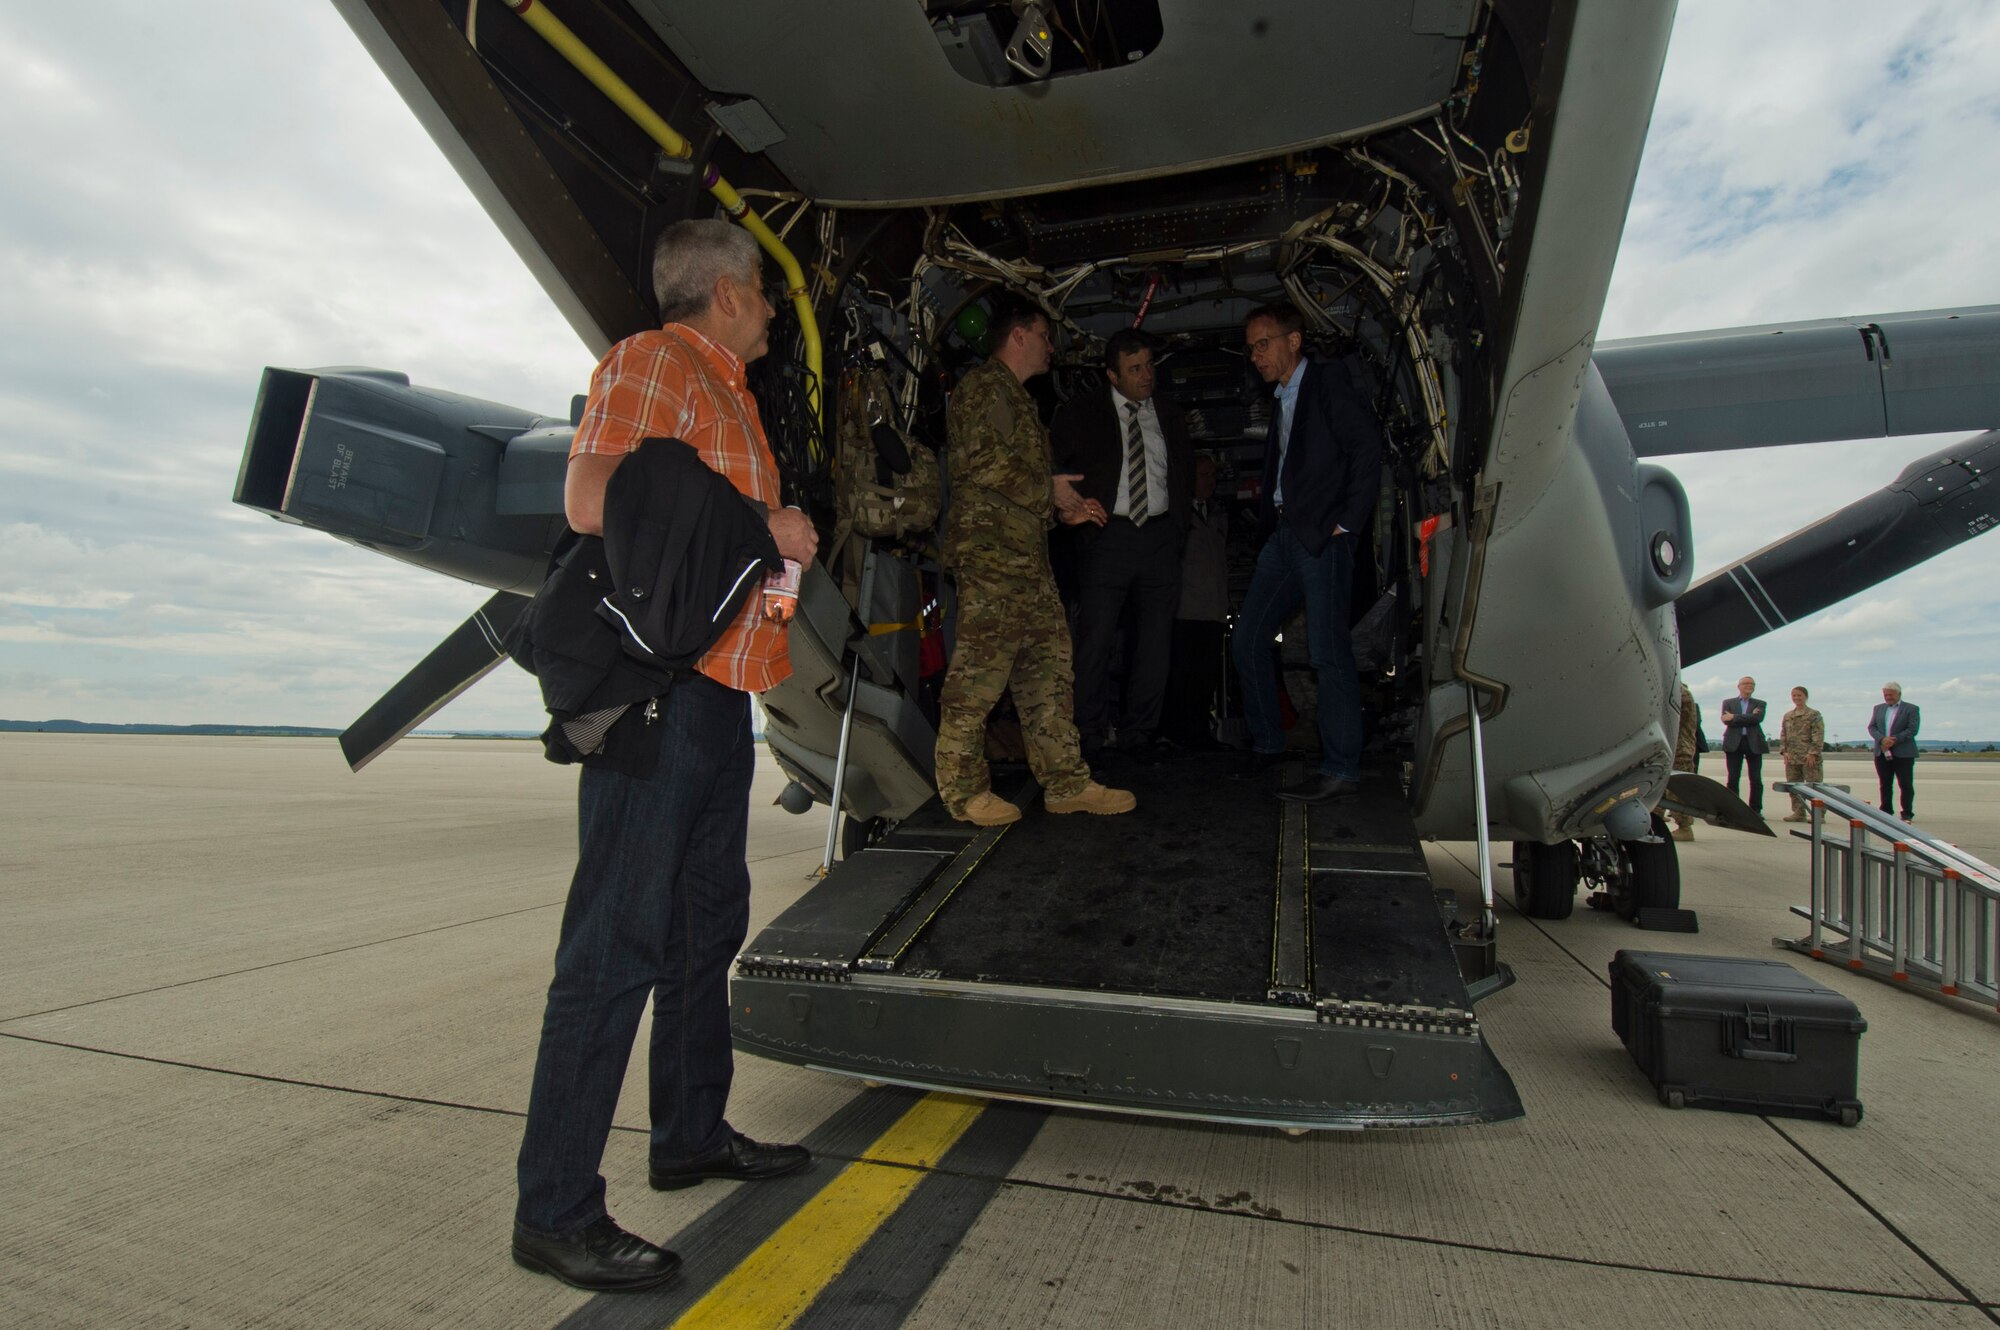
[1778,706,1825,762]
[942,358,1054,579]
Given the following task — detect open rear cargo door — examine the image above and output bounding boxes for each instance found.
[732,754,1523,1130]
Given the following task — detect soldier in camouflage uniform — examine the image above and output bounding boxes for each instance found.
[935,303,1136,827]
[1671,681,1700,841]
[1777,685,1825,822]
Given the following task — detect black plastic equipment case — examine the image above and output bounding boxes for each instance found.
[1610,951,1865,1126]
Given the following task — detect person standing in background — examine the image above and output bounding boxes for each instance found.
[1777,685,1825,822]
[1720,675,1768,817]
[1670,681,1700,841]
[1868,681,1921,821]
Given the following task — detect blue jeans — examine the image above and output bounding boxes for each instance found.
[1231,526,1361,780]
[515,672,753,1236]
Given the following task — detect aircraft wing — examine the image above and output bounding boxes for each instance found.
[1597,306,2000,457]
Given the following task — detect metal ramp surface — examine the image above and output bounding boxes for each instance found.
[732,753,1522,1129]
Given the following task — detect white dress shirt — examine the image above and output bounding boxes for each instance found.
[1110,387,1169,522]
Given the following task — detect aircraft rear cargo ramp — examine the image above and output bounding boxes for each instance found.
[732,755,1523,1130]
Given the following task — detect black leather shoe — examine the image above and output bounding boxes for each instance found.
[512,1216,680,1293]
[1229,749,1287,780]
[650,1131,812,1190]
[1276,774,1361,804]
[1119,734,1175,766]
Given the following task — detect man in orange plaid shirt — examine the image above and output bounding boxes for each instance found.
[512,220,819,1294]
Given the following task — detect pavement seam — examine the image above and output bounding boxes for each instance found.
[1765,1117,2000,1327]
[977,1170,1988,1312]
[0,899,566,1025]
[0,849,816,1030]
[0,1029,544,1122]
[0,1029,994,1170]
[1441,842,1997,1319]
[5,1031,1989,1317]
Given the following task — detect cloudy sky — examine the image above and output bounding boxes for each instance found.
[2,1,1996,744]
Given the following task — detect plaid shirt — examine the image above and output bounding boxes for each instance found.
[571,324,790,694]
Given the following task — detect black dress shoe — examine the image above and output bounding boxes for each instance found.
[1276,773,1361,804]
[1229,749,1287,780]
[512,1216,680,1293]
[1119,734,1175,766]
[650,1131,812,1190]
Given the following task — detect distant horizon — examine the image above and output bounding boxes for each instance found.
[1,718,1987,751]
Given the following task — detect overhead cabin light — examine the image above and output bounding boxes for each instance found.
[1004,1,1055,80]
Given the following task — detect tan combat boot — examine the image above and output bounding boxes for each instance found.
[955,791,1022,827]
[1670,815,1694,842]
[1044,782,1137,816]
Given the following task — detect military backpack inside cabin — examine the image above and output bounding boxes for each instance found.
[834,365,939,545]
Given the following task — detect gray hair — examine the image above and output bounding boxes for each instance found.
[651,219,761,323]
[1884,680,1902,692]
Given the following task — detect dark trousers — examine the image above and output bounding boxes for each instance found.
[1073,517,1181,746]
[516,672,753,1236]
[1875,755,1916,817]
[1161,618,1226,744]
[1725,749,1764,813]
[1232,526,1360,780]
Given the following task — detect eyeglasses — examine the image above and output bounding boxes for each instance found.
[1244,334,1290,355]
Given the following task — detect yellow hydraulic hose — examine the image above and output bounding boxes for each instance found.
[499,0,823,427]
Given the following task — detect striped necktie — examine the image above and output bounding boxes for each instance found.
[1124,400,1149,525]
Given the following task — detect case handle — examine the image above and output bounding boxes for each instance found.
[1726,1005,1799,1063]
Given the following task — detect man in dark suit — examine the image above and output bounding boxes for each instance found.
[1052,329,1194,757]
[1868,680,1921,820]
[1229,303,1385,803]
[1720,675,1769,815]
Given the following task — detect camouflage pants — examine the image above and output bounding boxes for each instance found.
[934,569,1091,815]
[1784,755,1822,815]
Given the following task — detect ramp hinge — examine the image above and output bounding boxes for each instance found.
[736,953,852,982]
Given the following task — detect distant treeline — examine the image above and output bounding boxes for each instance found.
[2,719,344,737]
[0,720,536,739]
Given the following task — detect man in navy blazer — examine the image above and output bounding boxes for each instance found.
[1868,681,1920,820]
[1719,675,1769,816]
[1230,304,1385,803]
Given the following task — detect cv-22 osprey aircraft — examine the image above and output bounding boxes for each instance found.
[235,0,2000,1129]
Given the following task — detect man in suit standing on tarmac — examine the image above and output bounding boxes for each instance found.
[1868,681,1921,821]
[1720,675,1769,816]
[1051,328,1194,760]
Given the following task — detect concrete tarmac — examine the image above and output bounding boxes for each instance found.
[2,736,1996,1328]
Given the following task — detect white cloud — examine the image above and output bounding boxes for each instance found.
[2,0,1997,746]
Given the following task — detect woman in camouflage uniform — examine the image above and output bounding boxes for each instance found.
[1778,685,1825,822]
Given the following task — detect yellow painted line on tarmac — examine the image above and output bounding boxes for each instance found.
[668,1093,987,1330]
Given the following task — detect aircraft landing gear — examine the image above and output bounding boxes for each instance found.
[1514,814,1682,923]
[1511,839,1579,919]
[1582,815,1681,919]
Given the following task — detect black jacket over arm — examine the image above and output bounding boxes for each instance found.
[1258,356,1385,556]
[1051,386,1194,527]
[509,438,780,768]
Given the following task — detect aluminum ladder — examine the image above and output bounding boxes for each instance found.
[1777,781,2000,1008]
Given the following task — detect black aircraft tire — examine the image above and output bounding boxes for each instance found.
[1512,840,1579,920]
[841,815,885,860]
[1620,815,1681,920]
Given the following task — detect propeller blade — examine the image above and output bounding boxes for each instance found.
[340,591,532,771]
[1677,431,2000,666]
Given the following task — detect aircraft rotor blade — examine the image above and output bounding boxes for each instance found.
[1678,431,2000,666]
[340,592,532,771]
